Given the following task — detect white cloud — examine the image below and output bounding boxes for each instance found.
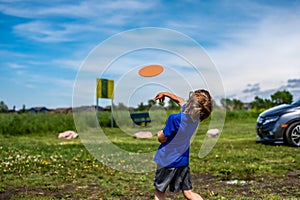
[0,50,29,59]
[13,21,76,42]
[3,0,159,43]
[0,0,157,19]
[8,63,27,69]
[53,59,82,71]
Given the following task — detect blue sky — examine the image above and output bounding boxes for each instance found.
[1,0,300,109]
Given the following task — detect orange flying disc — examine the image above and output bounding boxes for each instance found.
[138,64,164,77]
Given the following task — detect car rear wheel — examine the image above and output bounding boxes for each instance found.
[285,122,300,147]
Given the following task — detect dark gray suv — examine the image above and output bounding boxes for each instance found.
[256,99,300,147]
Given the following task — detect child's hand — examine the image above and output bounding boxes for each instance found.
[157,130,167,143]
[154,92,165,103]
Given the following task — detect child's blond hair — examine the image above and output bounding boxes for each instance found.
[184,89,212,122]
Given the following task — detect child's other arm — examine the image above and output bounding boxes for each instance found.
[154,92,186,106]
[157,130,167,143]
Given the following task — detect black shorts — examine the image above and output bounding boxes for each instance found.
[154,165,192,193]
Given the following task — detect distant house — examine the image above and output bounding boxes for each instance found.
[8,109,17,113]
[243,103,252,110]
[28,107,51,113]
[104,105,111,111]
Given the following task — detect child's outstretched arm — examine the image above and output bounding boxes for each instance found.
[154,92,186,106]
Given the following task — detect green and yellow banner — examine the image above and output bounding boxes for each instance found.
[97,78,114,99]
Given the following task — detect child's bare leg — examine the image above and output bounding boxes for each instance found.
[182,190,204,200]
[154,189,166,200]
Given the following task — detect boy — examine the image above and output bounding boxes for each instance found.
[153,89,212,200]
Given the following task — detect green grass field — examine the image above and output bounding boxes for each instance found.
[0,112,299,199]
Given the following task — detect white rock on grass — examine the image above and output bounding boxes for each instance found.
[133,132,153,139]
[206,129,220,138]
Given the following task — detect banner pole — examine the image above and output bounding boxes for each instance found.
[96,96,99,127]
[111,98,114,128]
[96,78,99,128]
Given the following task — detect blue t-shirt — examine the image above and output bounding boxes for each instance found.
[154,105,199,168]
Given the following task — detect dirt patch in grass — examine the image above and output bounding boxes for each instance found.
[1,171,300,200]
[188,171,300,199]
[0,184,106,200]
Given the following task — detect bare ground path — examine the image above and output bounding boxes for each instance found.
[1,171,300,200]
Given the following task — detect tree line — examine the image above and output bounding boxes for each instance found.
[220,90,293,111]
[127,90,294,112]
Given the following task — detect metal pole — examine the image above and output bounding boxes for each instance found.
[96,97,99,127]
[111,98,114,128]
